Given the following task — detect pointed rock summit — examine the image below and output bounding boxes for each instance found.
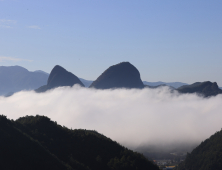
[36,65,84,92]
[47,65,84,88]
[177,81,222,97]
[90,62,144,89]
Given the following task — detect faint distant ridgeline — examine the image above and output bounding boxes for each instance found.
[143,81,188,89]
[0,66,48,95]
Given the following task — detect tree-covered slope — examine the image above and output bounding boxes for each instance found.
[175,129,222,170]
[0,115,71,170]
[0,115,159,170]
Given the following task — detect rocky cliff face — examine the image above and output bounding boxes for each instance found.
[177,81,222,97]
[36,65,84,92]
[90,62,144,89]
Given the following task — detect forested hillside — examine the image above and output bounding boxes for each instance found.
[175,129,222,170]
[0,115,159,170]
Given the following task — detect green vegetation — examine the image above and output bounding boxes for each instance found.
[175,129,222,170]
[0,115,159,170]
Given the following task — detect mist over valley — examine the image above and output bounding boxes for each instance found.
[2,84,222,155]
[1,60,222,170]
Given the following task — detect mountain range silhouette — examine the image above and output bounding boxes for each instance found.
[0,63,221,97]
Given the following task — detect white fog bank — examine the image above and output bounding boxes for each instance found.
[1,86,222,149]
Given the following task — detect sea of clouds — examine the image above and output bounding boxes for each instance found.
[1,85,222,151]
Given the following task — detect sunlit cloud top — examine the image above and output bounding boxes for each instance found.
[1,86,222,149]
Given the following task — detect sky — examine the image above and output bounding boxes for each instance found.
[0,0,222,85]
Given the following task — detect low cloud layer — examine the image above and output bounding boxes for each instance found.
[1,86,222,150]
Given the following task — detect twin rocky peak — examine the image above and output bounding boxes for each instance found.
[36,62,144,92]
[35,62,222,97]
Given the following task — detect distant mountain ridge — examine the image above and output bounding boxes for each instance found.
[1,65,222,97]
[34,70,49,75]
[80,80,189,89]
[0,66,48,95]
[79,78,93,87]
[143,81,188,89]
[177,81,222,97]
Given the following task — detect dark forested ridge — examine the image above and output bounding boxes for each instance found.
[0,115,159,170]
[35,65,84,92]
[90,62,144,89]
[175,129,222,170]
[177,81,222,97]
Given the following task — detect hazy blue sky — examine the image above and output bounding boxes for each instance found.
[0,0,222,85]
